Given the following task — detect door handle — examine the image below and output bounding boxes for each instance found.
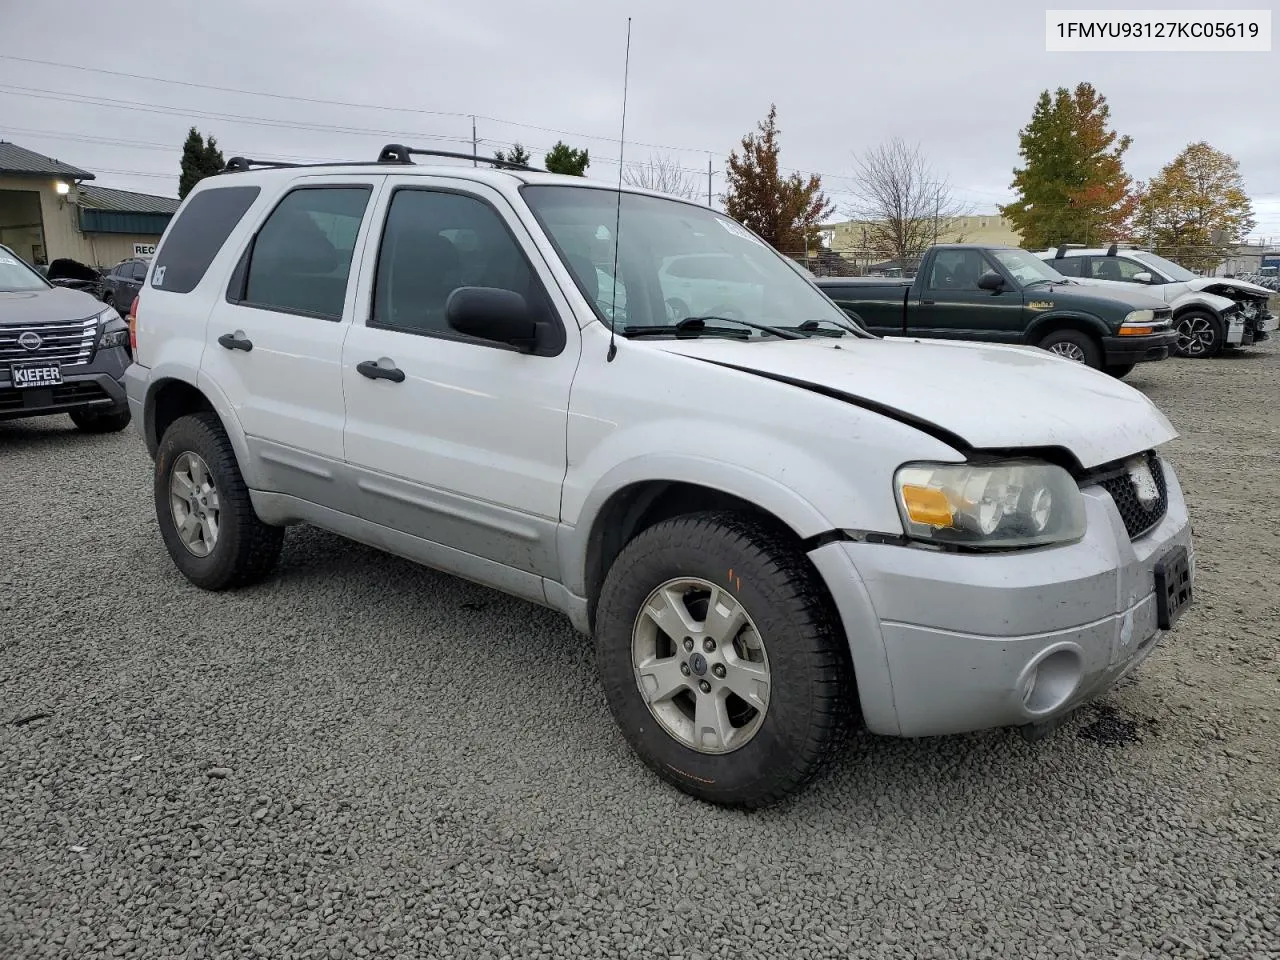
[357,359,405,383]
[920,299,935,305]
[218,332,253,352]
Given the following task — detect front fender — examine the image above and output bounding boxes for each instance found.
[1170,291,1234,318]
[1025,310,1112,342]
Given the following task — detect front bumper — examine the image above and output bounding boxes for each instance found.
[1101,329,1177,365]
[0,349,130,422]
[809,456,1194,737]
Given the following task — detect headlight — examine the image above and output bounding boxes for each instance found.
[1123,310,1154,325]
[96,308,129,349]
[894,460,1087,549]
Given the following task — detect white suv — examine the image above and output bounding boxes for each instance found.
[124,145,1195,808]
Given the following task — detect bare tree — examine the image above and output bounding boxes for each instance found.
[848,139,971,270]
[622,153,702,200]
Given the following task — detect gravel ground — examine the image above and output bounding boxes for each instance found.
[2,345,1278,960]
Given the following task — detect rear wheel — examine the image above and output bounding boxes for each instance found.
[154,412,284,590]
[1038,329,1102,369]
[69,407,131,433]
[1173,310,1223,358]
[1103,362,1136,379]
[594,511,852,808]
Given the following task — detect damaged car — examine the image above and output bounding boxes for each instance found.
[1038,244,1277,359]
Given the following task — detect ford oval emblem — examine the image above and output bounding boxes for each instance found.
[18,331,43,351]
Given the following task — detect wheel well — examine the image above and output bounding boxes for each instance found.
[149,379,215,451]
[582,481,798,633]
[1031,316,1103,346]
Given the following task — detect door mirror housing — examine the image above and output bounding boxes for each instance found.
[1132,272,1154,283]
[446,286,538,352]
[977,271,1005,291]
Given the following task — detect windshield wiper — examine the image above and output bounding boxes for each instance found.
[1024,278,1061,288]
[790,317,870,338]
[621,322,751,341]
[677,315,806,340]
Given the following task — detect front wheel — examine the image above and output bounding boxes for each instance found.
[69,407,131,433]
[1173,311,1223,358]
[154,412,284,591]
[1038,329,1103,369]
[594,511,852,808]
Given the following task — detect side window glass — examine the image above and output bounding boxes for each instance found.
[151,185,261,294]
[1089,257,1148,282]
[928,251,984,290]
[372,189,549,339]
[1052,257,1082,277]
[131,261,148,281]
[242,187,371,320]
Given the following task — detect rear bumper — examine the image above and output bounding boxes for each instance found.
[0,350,129,421]
[809,456,1194,737]
[1101,329,1177,365]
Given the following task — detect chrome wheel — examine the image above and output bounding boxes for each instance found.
[1048,341,1087,363]
[631,577,771,755]
[169,451,220,557]
[1176,316,1215,357]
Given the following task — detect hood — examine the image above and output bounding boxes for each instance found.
[0,286,106,326]
[651,335,1176,470]
[1192,276,1272,298]
[1066,277,1235,313]
[1036,279,1169,312]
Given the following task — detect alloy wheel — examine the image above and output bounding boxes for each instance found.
[1048,341,1087,363]
[169,451,221,557]
[1176,316,1215,357]
[631,577,771,755]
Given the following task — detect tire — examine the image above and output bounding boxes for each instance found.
[69,407,131,433]
[154,412,284,591]
[1173,310,1223,359]
[1103,362,1136,379]
[1038,329,1102,369]
[101,292,114,309]
[594,510,852,808]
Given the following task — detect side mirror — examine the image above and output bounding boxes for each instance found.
[446,286,538,352]
[977,271,1004,291]
[1132,272,1153,283]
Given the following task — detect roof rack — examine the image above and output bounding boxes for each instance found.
[1105,243,1139,256]
[222,144,545,175]
[377,143,543,172]
[1054,243,1086,258]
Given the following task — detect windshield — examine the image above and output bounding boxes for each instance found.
[0,248,52,293]
[521,185,863,338]
[989,248,1066,284]
[1131,251,1196,282]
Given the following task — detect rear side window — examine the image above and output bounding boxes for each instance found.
[1050,257,1083,277]
[235,186,371,321]
[150,185,261,294]
[130,261,148,281]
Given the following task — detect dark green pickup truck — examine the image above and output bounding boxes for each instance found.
[816,244,1179,378]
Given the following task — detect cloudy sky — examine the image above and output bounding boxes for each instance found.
[3,0,1277,237]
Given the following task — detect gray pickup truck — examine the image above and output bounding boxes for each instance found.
[816,244,1178,378]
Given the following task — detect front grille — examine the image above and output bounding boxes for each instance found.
[0,381,108,412]
[0,317,99,367]
[1093,451,1169,540]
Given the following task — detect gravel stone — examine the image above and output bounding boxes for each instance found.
[2,342,1279,959]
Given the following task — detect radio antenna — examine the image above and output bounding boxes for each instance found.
[606,17,632,363]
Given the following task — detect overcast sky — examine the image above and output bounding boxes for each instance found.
[2,0,1278,238]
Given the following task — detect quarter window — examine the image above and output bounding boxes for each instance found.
[151,185,261,294]
[240,186,371,320]
[371,189,551,341]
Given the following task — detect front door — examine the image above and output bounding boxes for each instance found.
[909,248,1025,342]
[201,176,383,500]
[340,178,579,580]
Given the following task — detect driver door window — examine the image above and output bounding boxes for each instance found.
[927,250,990,291]
[1089,257,1152,283]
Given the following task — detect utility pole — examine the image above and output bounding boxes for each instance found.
[471,116,477,166]
[707,154,713,207]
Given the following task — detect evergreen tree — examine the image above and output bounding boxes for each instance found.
[179,127,226,199]
[543,142,590,176]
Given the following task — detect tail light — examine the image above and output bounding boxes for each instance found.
[127,295,140,353]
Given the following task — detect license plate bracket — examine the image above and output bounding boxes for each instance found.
[1153,545,1192,630]
[10,363,63,389]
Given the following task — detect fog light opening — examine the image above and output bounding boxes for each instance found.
[1020,648,1082,716]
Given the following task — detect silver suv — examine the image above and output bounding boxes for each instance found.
[123,146,1195,807]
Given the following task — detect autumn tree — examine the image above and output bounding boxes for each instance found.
[847,138,970,269]
[493,143,532,167]
[622,153,702,201]
[1135,142,1255,272]
[543,141,590,176]
[999,83,1137,248]
[178,127,225,199]
[722,104,833,252]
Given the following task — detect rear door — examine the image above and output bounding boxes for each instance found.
[200,175,384,502]
[908,249,1025,342]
